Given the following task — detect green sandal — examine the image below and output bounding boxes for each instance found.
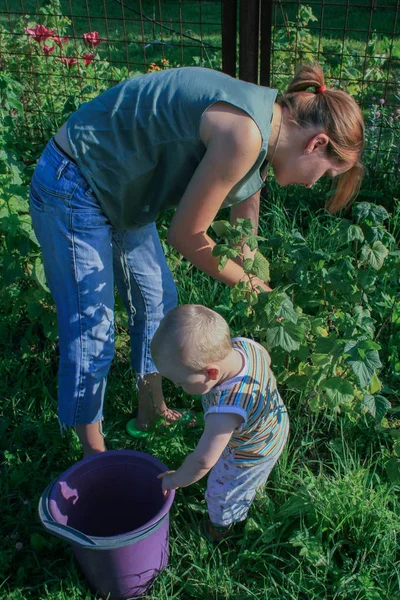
[126,409,200,439]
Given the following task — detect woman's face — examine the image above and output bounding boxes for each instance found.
[272,130,354,188]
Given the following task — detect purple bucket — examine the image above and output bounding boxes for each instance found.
[38,450,175,599]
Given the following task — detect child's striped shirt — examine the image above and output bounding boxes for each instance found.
[202,337,289,467]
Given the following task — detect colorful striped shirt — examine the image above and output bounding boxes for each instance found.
[202,338,289,467]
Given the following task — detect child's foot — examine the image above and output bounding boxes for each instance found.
[201,519,233,543]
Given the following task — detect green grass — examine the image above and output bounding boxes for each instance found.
[1,197,400,600]
[1,2,399,598]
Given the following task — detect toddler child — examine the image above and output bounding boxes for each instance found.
[151,304,289,540]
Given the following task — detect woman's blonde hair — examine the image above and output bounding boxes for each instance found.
[151,305,232,371]
[280,63,364,213]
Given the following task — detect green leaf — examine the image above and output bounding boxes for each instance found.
[276,296,298,324]
[211,220,231,238]
[338,220,364,244]
[251,251,270,282]
[33,258,50,292]
[357,269,377,289]
[369,372,382,394]
[362,393,376,417]
[230,281,250,303]
[360,241,388,270]
[284,374,309,391]
[348,224,365,242]
[212,243,228,257]
[311,353,332,368]
[321,377,354,407]
[243,258,254,274]
[218,255,228,271]
[353,202,388,225]
[344,339,382,388]
[225,248,239,259]
[266,322,304,352]
[375,394,391,422]
[386,457,400,485]
[246,234,265,251]
[7,94,23,114]
[315,335,342,357]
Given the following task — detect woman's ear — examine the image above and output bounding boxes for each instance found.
[305,133,330,154]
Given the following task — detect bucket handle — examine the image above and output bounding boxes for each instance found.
[38,480,98,547]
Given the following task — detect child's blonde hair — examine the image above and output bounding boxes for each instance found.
[151,305,232,371]
[281,63,365,213]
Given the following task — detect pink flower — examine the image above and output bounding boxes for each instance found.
[25,24,56,43]
[82,31,105,48]
[82,53,95,66]
[374,111,381,118]
[57,56,79,68]
[52,35,69,47]
[379,98,385,105]
[43,45,55,56]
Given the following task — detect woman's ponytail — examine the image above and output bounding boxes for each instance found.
[286,63,325,94]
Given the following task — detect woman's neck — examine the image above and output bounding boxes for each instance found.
[267,103,284,163]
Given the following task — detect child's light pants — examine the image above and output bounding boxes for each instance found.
[205,430,289,527]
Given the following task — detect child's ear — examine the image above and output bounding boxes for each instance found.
[206,366,220,381]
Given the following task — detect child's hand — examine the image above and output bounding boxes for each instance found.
[157,470,179,496]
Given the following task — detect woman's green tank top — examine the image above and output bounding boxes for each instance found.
[67,67,277,229]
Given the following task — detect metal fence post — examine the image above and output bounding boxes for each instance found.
[260,0,274,86]
[239,0,260,83]
[222,0,238,77]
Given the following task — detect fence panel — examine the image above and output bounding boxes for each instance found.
[0,0,224,142]
[269,0,399,184]
[0,0,398,186]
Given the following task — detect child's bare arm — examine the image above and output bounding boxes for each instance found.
[158,413,243,493]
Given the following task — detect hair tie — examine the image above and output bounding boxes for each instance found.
[316,84,327,93]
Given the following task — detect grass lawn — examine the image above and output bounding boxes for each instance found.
[2,197,400,599]
[0,2,399,599]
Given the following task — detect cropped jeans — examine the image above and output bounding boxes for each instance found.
[29,139,178,427]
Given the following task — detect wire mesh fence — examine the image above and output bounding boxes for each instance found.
[0,1,224,143]
[268,0,399,184]
[0,0,398,185]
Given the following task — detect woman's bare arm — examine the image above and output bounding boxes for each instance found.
[167,105,270,291]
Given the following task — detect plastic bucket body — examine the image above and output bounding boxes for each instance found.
[38,450,175,599]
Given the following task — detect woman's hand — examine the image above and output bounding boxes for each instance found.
[250,276,272,293]
[242,243,257,262]
[157,470,179,496]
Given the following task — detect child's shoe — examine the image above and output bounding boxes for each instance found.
[201,519,233,543]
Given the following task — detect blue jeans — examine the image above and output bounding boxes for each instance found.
[29,139,178,427]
